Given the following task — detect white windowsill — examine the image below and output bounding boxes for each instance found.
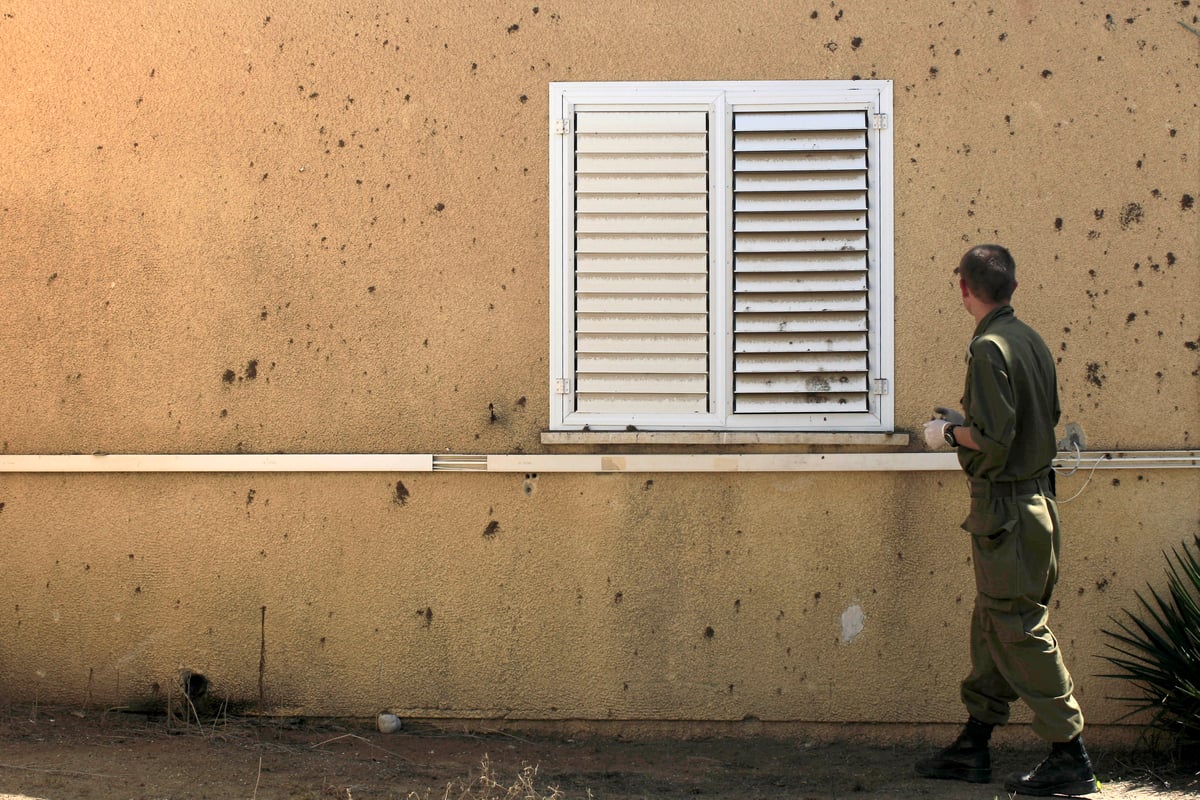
[541,431,911,446]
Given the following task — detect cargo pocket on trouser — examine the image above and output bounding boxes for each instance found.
[1015,495,1059,605]
[963,496,1021,601]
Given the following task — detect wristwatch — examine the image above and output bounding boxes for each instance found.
[943,424,959,447]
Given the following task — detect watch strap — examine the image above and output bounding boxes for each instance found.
[943,424,958,447]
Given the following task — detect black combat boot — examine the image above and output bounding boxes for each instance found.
[915,716,993,783]
[1004,735,1100,796]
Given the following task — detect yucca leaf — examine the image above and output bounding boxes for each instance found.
[1097,536,1200,746]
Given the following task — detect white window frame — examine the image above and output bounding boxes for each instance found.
[549,80,894,432]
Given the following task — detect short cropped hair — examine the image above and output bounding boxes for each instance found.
[956,244,1016,303]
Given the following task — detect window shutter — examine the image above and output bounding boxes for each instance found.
[552,81,893,432]
[731,109,871,414]
[573,110,711,415]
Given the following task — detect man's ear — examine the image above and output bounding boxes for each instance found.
[959,278,970,298]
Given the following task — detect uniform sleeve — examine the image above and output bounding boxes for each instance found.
[965,339,1016,479]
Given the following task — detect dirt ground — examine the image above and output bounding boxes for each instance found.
[0,708,1196,800]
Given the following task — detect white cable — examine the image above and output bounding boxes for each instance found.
[1056,448,1105,504]
[1055,441,1083,477]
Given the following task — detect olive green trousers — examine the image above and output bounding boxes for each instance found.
[959,485,1085,742]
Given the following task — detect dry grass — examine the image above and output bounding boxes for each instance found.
[405,754,580,800]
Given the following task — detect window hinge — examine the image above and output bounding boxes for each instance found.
[871,113,888,130]
[554,378,570,395]
[554,118,570,135]
[872,378,889,396]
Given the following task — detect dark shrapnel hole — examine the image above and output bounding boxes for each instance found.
[182,670,209,700]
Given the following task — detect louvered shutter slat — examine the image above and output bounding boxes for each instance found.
[578,213,708,234]
[578,273,707,294]
[577,233,707,253]
[734,211,867,233]
[577,333,708,354]
[735,293,867,313]
[736,191,867,213]
[735,312,867,333]
[735,373,868,393]
[578,173,708,193]
[734,130,867,152]
[734,110,867,132]
[736,352,868,372]
[735,232,868,253]
[735,331,867,353]
[577,132,707,154]
[735,171,867,193]
[576,394,708,413]
[735,252,867,273]
[578,293,707,314]
[733,151,867,172]
[577,111,707,133]
[735,272,867,293]
[577,153,706,173]
[578,353,708,373]
[576,253,707,274]
[578,373,708,393]
[577,194,707,213]
[734,393,868,413]
[578,313,707,334]
[731,107,871,415]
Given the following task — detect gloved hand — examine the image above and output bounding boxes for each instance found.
[924,418,951,450]
[933,406,965,425]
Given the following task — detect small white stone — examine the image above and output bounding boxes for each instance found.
[377,713,402,734]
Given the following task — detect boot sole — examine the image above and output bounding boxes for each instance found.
[1002,777,1100,796]
[915,765,992,784]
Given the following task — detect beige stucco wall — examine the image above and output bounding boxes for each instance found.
[3,469,1196,729]
[1,1,1197,730]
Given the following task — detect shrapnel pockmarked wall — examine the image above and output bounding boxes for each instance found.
[1,1,1197,730]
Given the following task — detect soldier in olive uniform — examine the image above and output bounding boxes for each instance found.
[916,245,1099,796]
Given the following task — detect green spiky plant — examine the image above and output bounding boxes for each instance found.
[1099,534,1200,759]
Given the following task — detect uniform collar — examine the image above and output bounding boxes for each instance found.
[972,304,1014,337]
